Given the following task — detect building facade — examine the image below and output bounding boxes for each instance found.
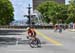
[33,0,65,10]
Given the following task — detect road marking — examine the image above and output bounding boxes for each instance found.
[69,29,75,32]
[35,30,63,46]
[8,50,37,51]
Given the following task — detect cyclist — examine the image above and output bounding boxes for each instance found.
[27,27,36,40]
[26,27,41,48]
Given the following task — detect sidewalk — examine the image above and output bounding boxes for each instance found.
[68,29,75,32]
[0,28,27,30]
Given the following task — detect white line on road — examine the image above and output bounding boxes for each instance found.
[8,50,37,52]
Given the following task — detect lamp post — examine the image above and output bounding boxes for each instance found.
[28,4,32,26]
[24,4,32,27]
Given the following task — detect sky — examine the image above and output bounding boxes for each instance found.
[10,0,32,20]
[65,0,70,4]
[10,0,70,20]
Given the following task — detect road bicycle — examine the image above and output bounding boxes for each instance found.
[27,36,41,48]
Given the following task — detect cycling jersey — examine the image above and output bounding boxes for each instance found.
[28,28,36,37]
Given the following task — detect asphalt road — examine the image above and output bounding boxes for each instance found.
[0,28,75,53]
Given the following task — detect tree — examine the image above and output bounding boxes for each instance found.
[37,0,75,24]
[0,0,14,25]
[37,0,74,24]
[66,0,75,23]
[37,1,67,24]
[54,4,68,24]
[37,1,58,24]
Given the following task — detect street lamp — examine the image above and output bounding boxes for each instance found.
[28,4,32,26]
[24,4,32,27]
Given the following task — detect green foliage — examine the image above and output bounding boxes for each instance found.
[37,1,58,24]
[37,0,75,24]
[66,0,75,23]
[37,1,67,24]
[0,0,14,25]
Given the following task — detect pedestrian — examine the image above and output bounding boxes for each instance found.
[58,24,62,33]
[54,24,58,32]
[69,22,73,29]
